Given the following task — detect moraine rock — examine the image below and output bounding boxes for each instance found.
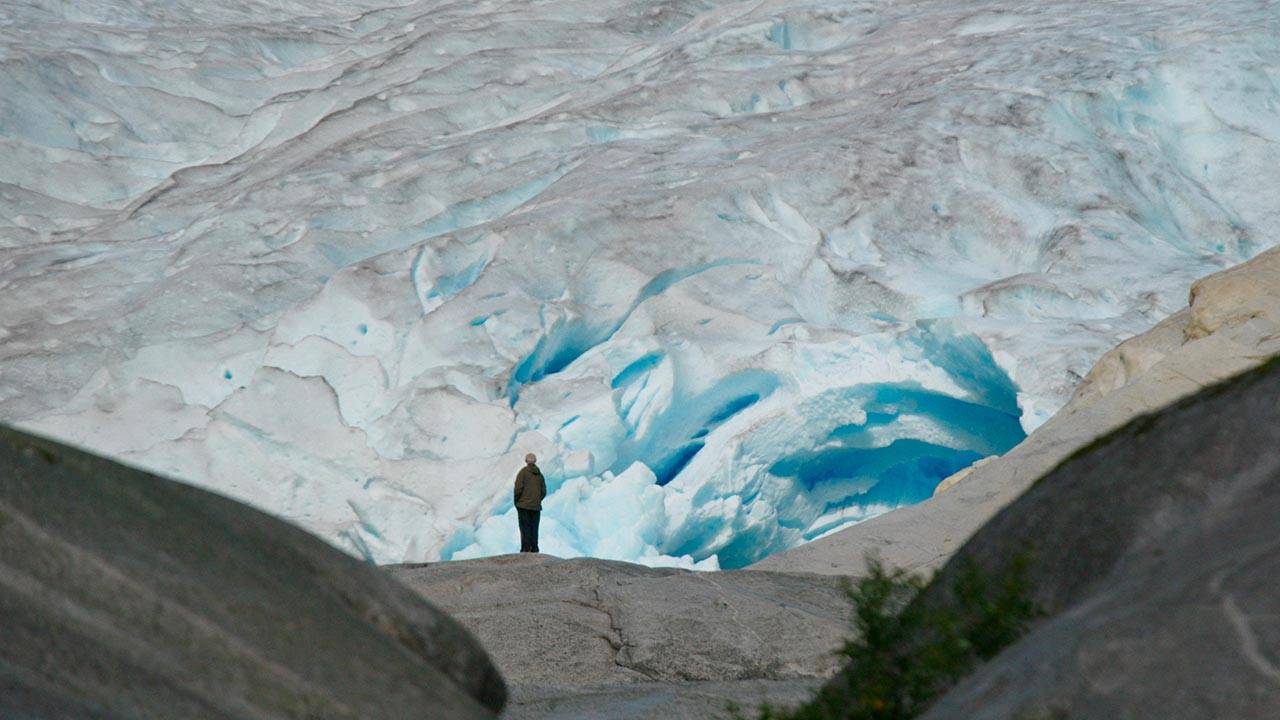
[0,426,505,720]
[389,554,851,719]
[919,355,1280,719]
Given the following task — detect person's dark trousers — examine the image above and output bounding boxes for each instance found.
[517,508,541,553]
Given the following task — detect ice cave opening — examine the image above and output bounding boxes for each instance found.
[448,326,1027,570]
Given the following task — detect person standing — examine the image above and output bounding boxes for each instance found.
[514,453,546,553]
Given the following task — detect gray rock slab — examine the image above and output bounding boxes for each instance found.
[0,425,505,720]
[920,356,1280,719]
[389,554,850,695]
[503,679,818,720]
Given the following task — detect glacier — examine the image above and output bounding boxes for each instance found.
[1,0,1278,569]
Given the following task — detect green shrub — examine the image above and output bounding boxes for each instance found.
[738,553,1040,720]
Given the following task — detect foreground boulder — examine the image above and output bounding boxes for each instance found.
[0,426,505,720]
[391,554,851,718]
[919,356,1280,718]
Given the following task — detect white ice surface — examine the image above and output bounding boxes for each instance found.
[1,0,1278,567]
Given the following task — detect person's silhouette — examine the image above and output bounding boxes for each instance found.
[514,453,546,553]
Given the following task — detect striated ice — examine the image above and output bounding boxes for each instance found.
[1,0,1278,568]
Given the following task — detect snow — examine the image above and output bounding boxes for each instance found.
[2,0,1279,568]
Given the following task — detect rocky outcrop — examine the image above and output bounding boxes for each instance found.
[753,246,1280,578]
[0,426,505,720]
[501,680,816,720]
[1071,243,1280,403]
[390,555,851,719]
[919,355,1280,719]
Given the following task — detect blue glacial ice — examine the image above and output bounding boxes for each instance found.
[1,0,1279,569]
[451,321,1027,568]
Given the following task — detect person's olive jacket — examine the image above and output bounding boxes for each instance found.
[514,464,546,511]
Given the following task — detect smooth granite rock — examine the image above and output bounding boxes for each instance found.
[501,679,818,720]
[390,554,851,718]
[919,355,1280,719]
[0,426,505,720]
